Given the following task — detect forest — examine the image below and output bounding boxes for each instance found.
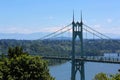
[0,39,120,79]
[0,39,120,57]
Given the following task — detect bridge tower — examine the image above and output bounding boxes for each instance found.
[71,12,85,80]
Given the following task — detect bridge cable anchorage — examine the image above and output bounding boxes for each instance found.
[40,23,72,40]
[83,24,111,40]
[44,28,72,40]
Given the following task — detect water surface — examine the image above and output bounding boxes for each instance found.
[49,62,120,80]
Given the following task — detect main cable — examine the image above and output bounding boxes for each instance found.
[83,24,111,39]
[40,23,72,40]
[83,28,104,39]
[44,28,72,40]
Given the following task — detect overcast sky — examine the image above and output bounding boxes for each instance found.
[0,0,120,38]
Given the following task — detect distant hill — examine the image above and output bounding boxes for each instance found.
[0,33,72,40]
[0,33,120,40]
[0,33,47,40]
[0,39,120,56]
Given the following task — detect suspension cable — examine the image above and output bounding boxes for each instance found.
[44,28,72,40]
[85,26,88,40]
[83,24,111,39]
[83,24,120,52]
[40,23,72,40]
[83,23,120,57]
[83,28,104,39]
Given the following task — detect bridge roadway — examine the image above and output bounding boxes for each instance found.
[1,54,119,64]
[42,56,120,64]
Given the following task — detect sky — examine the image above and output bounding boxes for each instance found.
[0,0,120,38]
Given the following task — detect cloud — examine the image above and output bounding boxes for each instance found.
[107,18,112,23]
[91,24,120,37]
[1,24,120,39]
[93,24,101,28]
[82,24,120,38]
[0,26,65,34]
[0,27,32,34]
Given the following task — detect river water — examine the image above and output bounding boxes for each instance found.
[49,62,120,80]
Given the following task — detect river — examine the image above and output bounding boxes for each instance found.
[49,61,120,80]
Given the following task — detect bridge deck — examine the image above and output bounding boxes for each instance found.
[42,56,120,64]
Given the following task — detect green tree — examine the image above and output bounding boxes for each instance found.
[93,72,120,80]
[0,46,54,80]
[0,53,6,61]
[93,73,109,80]
[110,74,120,80]
[0,55,54,80]
[8,46,28,58]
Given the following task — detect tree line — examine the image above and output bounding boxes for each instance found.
[0,39,120,56]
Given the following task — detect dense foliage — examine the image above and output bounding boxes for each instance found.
[0,39,120,56]
[0,47,54,80]
[8,46,28,58]
[93,72,120,80]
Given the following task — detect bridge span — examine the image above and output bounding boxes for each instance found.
[42,56,120,64]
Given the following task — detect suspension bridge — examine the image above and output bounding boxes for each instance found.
[40,13,120,80]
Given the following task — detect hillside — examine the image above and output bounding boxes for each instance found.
[0,39,120,57]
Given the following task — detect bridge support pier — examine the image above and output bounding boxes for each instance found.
[71,60,85,80]
[71,12,85,80]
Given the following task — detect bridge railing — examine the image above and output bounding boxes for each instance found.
[79,56,120,63]
[42,55,120,64]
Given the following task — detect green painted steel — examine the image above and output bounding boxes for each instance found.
[71,12,85,80]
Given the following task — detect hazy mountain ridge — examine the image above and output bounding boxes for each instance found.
[0,33,119,40]
[0,33,46,40]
